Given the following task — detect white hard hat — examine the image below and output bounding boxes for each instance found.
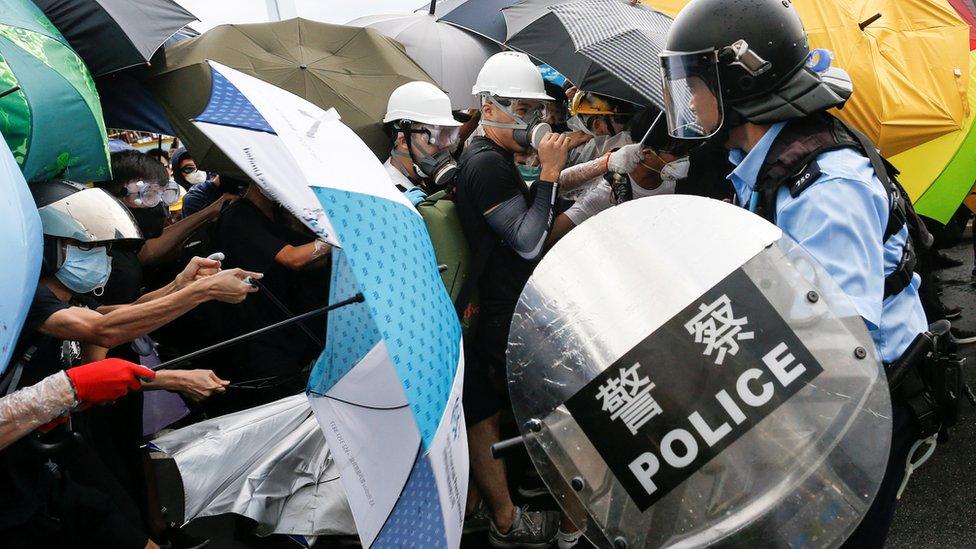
[472,51,554,101]
[383,81,461,127]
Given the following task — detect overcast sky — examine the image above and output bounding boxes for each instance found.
[176,0,426,31]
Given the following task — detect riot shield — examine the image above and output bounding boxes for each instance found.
[507,195,892,548]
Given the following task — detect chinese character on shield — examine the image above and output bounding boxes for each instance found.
[684,294,754,366]
[594,363,662,435]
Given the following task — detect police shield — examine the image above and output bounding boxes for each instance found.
[507,195,892,548]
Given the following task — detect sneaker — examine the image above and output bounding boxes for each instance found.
[944,305,963,320]
[517,467,549,499]
[950,327,976,345]
[488,506,560,548]
[463,501,492,534]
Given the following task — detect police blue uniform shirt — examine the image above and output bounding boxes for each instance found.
[728,122,927,364]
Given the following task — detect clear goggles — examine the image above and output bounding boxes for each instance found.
[409,124,462,149]
[660,49,725,139]
[121,179,182,208]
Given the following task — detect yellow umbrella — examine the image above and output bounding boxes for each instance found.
[642,0,970,157]
[890,49,976,222]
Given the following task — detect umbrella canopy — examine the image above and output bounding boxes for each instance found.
[349,11,500,110]
[949,0,976,49]
[890,49,976,223]
[151,394,355,536]
[31,0,196,76]
[0,128,41,375]
[419,0,518,43]
[503,0,672,107]
[0,0,110,182]
[146,18,434,172]
[189,61,468,547]
[642,0,971,157]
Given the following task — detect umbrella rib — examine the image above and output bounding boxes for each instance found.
[307,392,410,411]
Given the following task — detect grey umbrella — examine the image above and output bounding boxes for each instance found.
[32,0,196,76]
[503,0,672,107]
[350,10,501,110]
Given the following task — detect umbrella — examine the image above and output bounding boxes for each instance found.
[949,0,976,49]
[418,0,518,43]
[0,128,42,374]
[0,0,110,182]
[31,0,196,77]
[146,18,434,172]
[503,0,672,107]
[349,10,501,110]
[890,49,976,223]
[150,394,355,536]
[641,0,971,157]
[190,60,468,547]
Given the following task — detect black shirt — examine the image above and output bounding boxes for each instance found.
[454,137,538,321]
[213,199,329,406]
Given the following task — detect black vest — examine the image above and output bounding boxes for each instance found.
[751,113,917,298]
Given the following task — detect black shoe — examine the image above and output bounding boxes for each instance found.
[950,327,976,345]
[933,251,964,270]
[944,305,963,320]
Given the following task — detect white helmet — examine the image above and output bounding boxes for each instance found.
[472,51,554,101]
[383,81,461,127]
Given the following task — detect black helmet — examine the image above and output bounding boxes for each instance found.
[30,180,142,274]
[659,0,851,138]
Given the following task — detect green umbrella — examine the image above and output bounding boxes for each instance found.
[147,18,435,172]
[0,0,109,183]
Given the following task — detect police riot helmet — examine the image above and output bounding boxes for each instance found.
[659,0,850,138]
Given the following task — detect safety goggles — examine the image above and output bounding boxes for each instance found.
[409,124,461,149]
[121,179,181,208]
[179,165,198,175]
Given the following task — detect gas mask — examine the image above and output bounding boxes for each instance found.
[394,123,461,191]
[481,96,552,150]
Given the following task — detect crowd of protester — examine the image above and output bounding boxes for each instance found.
[0,22,974,549]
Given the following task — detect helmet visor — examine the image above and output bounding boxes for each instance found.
[660,50,724,139]
[38,187,142,243]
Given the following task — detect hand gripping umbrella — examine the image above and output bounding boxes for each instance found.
[506,195,892,548]
[189,61,468,548]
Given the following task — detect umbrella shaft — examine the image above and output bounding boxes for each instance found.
[0,85,21,99]
[152,293,364,371]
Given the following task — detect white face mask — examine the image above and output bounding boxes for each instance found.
[660,157,690,182]
[185,169,207,185]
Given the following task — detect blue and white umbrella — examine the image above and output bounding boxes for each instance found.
[0,130,42,374]
[190,61,468,548]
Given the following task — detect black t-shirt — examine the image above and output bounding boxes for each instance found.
[454,137,539,321]
[9,284,90,389]
[213,199,329,407]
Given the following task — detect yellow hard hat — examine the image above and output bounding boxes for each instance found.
[570,91,629,117]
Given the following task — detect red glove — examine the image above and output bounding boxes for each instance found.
[65,358,156,403]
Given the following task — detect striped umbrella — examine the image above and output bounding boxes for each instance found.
[503,0,672,108]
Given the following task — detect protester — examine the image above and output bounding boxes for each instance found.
[170,147,206,191]
[383,81,463,198]
[454,50,573,548]
[565,91,635,167]
[548,106,701,244]
[211,183,331,413]
[0,180,258,549]
[661,0,929,544]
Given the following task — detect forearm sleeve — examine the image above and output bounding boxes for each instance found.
[485,180,558,260]
[0,371,76,451]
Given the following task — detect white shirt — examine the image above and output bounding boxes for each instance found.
[564,176,676,226]
[384,158,416,192]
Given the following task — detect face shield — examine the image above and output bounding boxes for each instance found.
[660,49,724,139]
[37,187,143,244]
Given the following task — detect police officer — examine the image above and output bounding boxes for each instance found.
[661,0,927,545]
